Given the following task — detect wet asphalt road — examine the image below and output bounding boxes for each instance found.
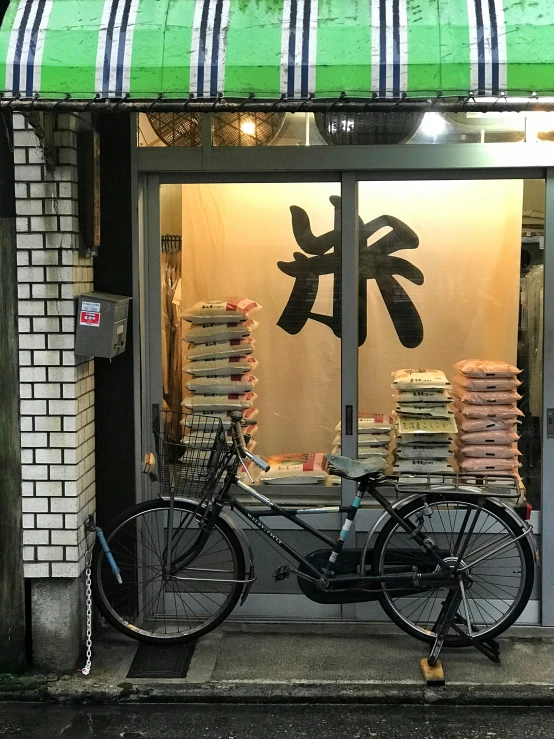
[1,703,554,739]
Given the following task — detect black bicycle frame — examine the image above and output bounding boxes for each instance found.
[205,472,453,584]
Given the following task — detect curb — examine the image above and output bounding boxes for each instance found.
[2,678,554,706]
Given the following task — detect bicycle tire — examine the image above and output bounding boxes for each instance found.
[371,494,535,647]
[91,499,245,644]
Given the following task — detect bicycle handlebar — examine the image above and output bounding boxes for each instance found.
[243,448,271,473]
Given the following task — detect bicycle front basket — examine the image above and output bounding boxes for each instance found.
[153,411,230,500]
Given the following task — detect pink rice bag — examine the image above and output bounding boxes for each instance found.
[459,458,521,472]
[455,389,522,405]
[454,359,521,378]
[459,430,520,445]
[455,416,518,432]
[455,401,524,419]
[459,444,521,458]
[453,374,521,392]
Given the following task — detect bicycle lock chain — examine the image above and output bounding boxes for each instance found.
[78,515,123,676]
[79,549,93,676]
[78,517,95,676]
[78,457,159,675]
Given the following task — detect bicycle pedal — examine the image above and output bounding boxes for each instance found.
[274,565,290,582]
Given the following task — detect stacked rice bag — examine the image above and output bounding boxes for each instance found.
[452,359,523,477]
[392,369,456,475]
[181,299,261,454]
[332,413,393,460]
[258,453,328,485]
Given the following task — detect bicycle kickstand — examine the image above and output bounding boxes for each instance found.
[428,589,463,667]
[451,614,501,664]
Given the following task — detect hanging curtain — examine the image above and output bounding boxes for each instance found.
[161,243,182,412]
[521,264,544,418]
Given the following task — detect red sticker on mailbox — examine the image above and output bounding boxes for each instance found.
[80,301,101,327]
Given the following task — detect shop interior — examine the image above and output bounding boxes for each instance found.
[158,177,544,511]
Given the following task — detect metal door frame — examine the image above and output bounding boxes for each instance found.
[133,122,554,625]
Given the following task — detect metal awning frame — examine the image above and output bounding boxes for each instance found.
[5,93,554,114]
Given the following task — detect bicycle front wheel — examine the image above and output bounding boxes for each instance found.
[372,495,535,646]
[91,500,245,644]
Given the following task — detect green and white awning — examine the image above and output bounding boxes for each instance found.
[0,0,554,103]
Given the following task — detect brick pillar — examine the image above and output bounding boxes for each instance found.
[13,112,95,669]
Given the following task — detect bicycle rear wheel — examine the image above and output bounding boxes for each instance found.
[91,499,245,644]
[372,495,535,646]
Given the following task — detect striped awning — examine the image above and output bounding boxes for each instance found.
[0,0,554,107]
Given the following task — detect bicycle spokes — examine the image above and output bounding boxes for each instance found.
[95,504,243,640]
[375,497,532,648]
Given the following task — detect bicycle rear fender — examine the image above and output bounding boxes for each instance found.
[360,493,539,570]
[221,510,257,604]
[360,494,423,568]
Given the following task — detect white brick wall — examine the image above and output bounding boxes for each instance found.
[14,112,95,578]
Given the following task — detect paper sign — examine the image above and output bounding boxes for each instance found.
[80,310,100,327]
[82,301,100,312]
[397,416,458,434]
[80,300,101,326]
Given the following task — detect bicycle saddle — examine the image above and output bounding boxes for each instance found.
[326,454,386,480]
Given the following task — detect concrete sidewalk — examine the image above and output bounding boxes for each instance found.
[4,623,554,705]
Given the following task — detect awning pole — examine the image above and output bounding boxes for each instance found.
[3,96,554,114]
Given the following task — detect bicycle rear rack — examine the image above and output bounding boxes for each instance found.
[395,471,524,503]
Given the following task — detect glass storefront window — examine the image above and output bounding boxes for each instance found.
[158,178,545,508]
[140,111,554,147]
[139,112,202,147]
[355,179,544,508]
[139,112,326,147]
[159,182,341,500]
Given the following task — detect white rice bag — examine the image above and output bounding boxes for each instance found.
[392,369,451,390]
[185,374,258,395]
[184,320,258,344]
[396,433,452,445]
[258,453,327,485]
[182,408,259,430]
[394,458,453,473]
[187,338,254,360]
[332,433,390,447]
[395,406,454,419]
[396,445,451,459]
[331,445,389,458]
[185,356,258,377]
[335,413,393,434]
[182,392,257,412]
[182,298,262,324]
[395,388,452,403]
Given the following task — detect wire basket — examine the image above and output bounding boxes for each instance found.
[153,412,230,501]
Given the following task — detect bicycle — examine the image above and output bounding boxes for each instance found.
[91,411,538,666]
